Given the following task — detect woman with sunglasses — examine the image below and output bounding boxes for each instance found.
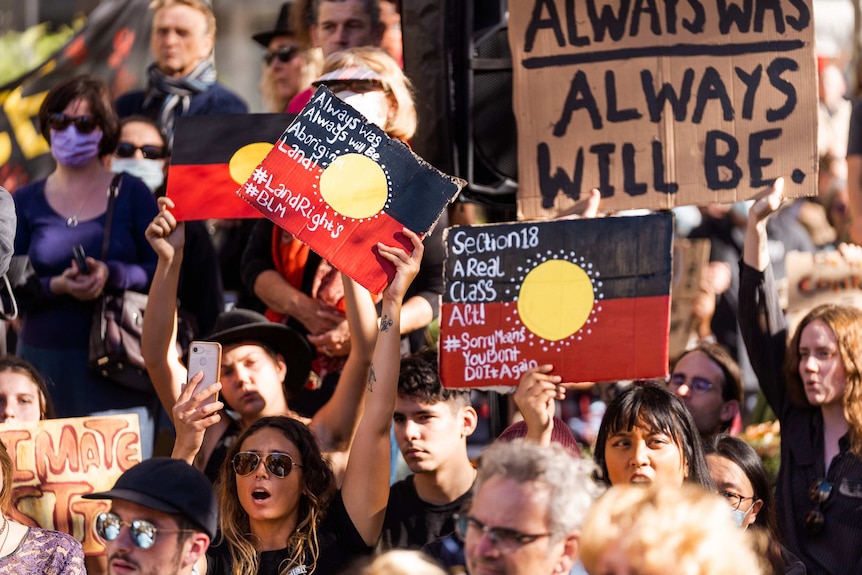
[204,224,424,575]
[0,439,86,573]
[593,383,714,490]
[705,435,806,575]
[12,74,160,456]
[740,177,862,574]
[109,116,171,194]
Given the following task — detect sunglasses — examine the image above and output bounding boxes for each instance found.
[264,46,299,66]
[232,451,302,478]
[95,512,195,549]
[48,113,99,134]
[454,514,551,553]
[667,374,716,393]
[805,478,832,535]
[115,142,167,160]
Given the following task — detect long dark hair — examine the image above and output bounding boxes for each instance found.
[594,383,714,490]
[705,435,785,575]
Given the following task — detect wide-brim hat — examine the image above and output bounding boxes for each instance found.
[84,458,218,539]
[206,308,313,398]
[312,66,383,86]
[253,2,295,47]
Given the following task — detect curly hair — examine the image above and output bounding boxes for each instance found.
[218,416,336,575]
[784,304,862,456]
[593,383,714,490]
[38,74,120,157]
[0,356,55,420]
[398,348,470,410]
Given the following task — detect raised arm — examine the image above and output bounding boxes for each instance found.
[513,364,567,446]
[341,229,424,545]
[141,196,189,418]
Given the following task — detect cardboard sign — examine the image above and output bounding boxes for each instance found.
[166,114,294,220]
[785,250,862,334]
[236,86,465,294]
[439,213,673,388]
[669,238,711,359]
[0,415,142,555]
[509,0,817,216]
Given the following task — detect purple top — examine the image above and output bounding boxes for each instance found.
[0,526,85,574]
[13,176,158,348]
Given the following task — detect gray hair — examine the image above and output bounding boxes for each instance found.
[474,440,603,539]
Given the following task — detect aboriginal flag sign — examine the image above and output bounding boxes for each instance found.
[166,114,293,220]
[236,86,465,294]
[439,213,673,389]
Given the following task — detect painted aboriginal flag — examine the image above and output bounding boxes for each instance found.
[166,114,293,220]
[236,86,465,294]
[439,213,673,388]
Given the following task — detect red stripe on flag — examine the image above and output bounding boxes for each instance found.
[439,295,670,388]
[167,164,262,220]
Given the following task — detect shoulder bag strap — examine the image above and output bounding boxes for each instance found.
[100,174,122,261]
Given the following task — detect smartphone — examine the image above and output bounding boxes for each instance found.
[72,245,89,274]
[187,341,222,406]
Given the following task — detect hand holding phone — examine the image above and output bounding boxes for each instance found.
[72,245,89,274]
[187,341,222,406]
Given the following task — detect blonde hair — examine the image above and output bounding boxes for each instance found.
[260,48,323,113]
[581,484,763,575]
[149,0,217,36]
[357,550,446,575]
[321,47,416,141]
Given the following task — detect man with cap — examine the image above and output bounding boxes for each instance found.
[84,458,216,575]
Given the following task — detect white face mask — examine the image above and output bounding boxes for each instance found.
[731,505,752,529]
[110,157,165,193]
[336,90,389,129]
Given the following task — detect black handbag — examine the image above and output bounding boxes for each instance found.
[88,175,153,394]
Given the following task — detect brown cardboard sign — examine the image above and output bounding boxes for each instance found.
[0,415,142,555]
[786,250,862,335]
[669,238,711,359]
[509,0,817,217]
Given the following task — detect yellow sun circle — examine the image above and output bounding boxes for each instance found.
[319,153,388,218]
[229,142,274,185]
[517,260,594,341]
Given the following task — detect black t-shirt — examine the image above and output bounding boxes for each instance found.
[206,492,372,575]
[379,475,472,551]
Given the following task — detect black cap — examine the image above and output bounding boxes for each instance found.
[253,2,295,47]
[206,308,313,397]
[84,458,218,539]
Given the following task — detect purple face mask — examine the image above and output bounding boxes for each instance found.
[50,125,103,168]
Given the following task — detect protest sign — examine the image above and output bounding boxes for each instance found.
[166,114,293,220]
[0,414,141,555]
[439,213,673,388]
[236,86,464,294]
[669,238,711,359]
[509,0,817,216]
[786,250,862,334]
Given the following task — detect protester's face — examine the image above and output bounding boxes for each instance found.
[235,427,304,530]
[669,351,736,436]
[0,371,42,423]
[707,454,761,530]
[603,420,687,486]
[105,499,190,575]
[798,319,847,407]
[393,396,474,475]
[219,344,288,420]
[266,36,304,104]
[151,4,213,77]
[466,476,573,575]
[312,0,379,57]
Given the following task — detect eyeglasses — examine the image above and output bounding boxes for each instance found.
[719,490,756,511]
[455,514,551,552]
[805,479,832,535]
[264,46,299,66]
[232,452,302,478]
[323,80,385,95]
[667,374,716,393]
[47,113,98,134]
[95,512,195,549]
[115,142,166,160]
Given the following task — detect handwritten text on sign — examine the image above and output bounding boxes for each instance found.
[0,415,142,555]
[510,0,817,216]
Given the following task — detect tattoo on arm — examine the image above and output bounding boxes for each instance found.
[380,315,393,332]
[367,363,376,392]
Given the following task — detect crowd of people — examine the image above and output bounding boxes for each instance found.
[0,0,860,574]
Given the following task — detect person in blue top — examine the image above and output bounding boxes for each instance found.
[115,0,247,143]
[13,74,160,458]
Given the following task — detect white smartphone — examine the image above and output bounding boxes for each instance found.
[187,341,222,405]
